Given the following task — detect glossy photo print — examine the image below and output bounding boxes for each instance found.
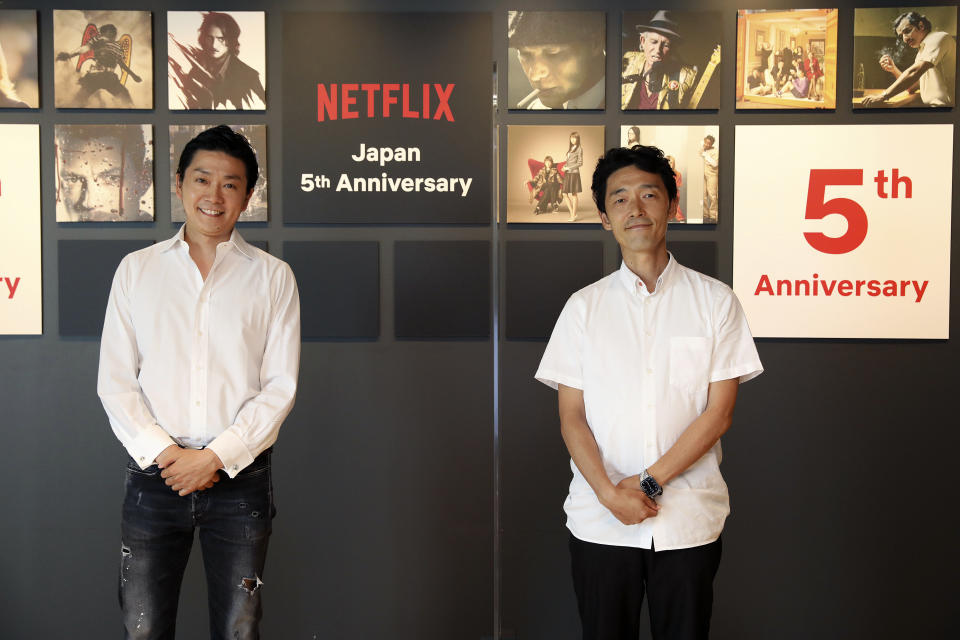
[736,8,838,109]
[621,10,722,110]
[0,11,39,108]
[55,124,154,222]
[507,11,605,110]
[168,11,266,110]
[853,6,955,108]
[621,125,720,224]
[170,124,267,222]
[506,125,604,224]
[53,10,152,109]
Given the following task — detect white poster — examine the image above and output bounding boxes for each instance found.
[734,124,951,339]
[0,124,41,334]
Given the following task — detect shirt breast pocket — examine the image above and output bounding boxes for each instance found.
[669,337,711,392]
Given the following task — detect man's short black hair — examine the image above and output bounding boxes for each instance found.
[894,11,932,34]
[99,24,117,38]
[705,134,716,144]
[591,145,677,213]
[176,125,258,193]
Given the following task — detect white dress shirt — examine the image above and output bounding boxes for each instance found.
[916,31,956,106]
[536,257,762,550]
[98,227,300,478]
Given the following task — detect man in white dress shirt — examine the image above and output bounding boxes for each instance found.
[98,125,300,639]
[536,144,762,639]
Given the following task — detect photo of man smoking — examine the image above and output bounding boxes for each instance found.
[507,11,605,110]
[855,7,956,108]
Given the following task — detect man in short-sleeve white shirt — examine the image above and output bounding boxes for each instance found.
[862,11,956,107]
[536,145,762,640]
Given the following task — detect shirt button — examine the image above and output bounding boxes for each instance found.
[646,368,653,374]
[139,456,145,463]
[232,465,238,472]
[195,401,201,407]
[197,331,203,337]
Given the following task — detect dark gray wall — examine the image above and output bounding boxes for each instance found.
[1,2,958,639]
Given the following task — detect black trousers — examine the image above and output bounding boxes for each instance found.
[570,534,722,640]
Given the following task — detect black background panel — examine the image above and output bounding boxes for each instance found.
[285,241,380,339]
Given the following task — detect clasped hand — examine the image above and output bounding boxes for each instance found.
[601,475,660,526]
[156,445,223,496]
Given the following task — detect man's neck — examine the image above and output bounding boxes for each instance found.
[184,228,230,280]
[623,248,669,294]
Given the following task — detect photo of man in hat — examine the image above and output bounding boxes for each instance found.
[622,10,722,110]
[507,11,605,110]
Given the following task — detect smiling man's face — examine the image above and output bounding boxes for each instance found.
[176,149,251,245]
[600,165,675,257]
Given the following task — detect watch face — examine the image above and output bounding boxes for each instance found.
[641,476,662,497]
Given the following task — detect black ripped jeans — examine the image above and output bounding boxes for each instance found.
[119,450,274,640]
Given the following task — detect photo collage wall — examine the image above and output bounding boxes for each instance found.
[0,7,955,338]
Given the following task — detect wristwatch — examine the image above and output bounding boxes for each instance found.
[639,469,663,498]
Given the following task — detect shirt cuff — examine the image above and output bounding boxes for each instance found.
[129,425,178,470]
[207,429,255,478]
[710,361,764,385]
[534,368,583,391]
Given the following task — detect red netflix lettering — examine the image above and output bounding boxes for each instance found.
[315,83,455,121]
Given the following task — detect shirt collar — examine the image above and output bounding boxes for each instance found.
[617,252,677,297]
[159,225,257,261]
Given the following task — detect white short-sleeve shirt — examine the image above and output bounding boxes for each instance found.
[916,31,956,106]
[536,257,763,550]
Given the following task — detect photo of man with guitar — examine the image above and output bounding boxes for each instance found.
[621,10,722,110]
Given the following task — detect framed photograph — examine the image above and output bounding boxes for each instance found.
[853,7,955,108]
[0,11,38,108]
[621,10,722,110]
[168,11,266,110]
[53,10,152,109]
[620,125,719,224]
[170,124,267,222]
[735,8,838,110]
[507,11,605,110]
[505,125,604,224]
[55,124,154,222]
[755,30,767,54]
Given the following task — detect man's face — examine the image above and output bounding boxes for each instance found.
[600,165,675,257]
[896,20,927,48]
[516,41,597,108]
[59,137,124,221]
[640,31,673,65]
[703,137,714,150]
[201,25,229,59]
[176,149,251,244]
